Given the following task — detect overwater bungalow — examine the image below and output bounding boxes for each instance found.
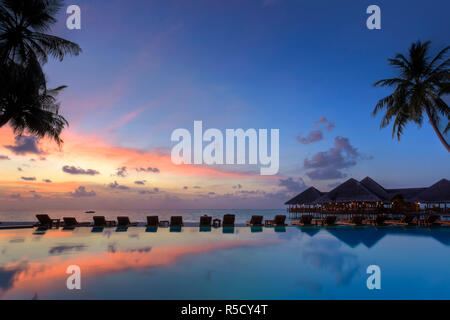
[285,187,325,216]
[412,179,450,212]
[285,177,450,219]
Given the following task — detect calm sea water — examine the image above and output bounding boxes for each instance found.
[0,209,284,224]
[0,225,449,299]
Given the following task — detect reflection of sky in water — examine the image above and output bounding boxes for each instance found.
[0,227,449,299]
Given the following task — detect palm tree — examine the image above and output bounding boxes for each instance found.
[0,62,68,145]
[0,0,80,143]
[0,0,81,66]
[373,41,450,152]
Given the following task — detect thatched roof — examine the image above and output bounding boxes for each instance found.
[386,188,426,201]
[284,177,449,205]
[361,176,428,202]
[315,178,382,203]
[411,179,450,203]
[360,177,390,201]
[284,187,325,205]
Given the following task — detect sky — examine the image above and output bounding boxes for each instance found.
[0,0,449,210]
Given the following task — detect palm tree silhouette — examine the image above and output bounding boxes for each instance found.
[0,62,68,145]
[0,0,81,65]
[0,0,81,143]
[373,41,449,153]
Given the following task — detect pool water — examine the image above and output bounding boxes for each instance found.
[0,226,449,300]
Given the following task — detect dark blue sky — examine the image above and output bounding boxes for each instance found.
[37,0,450,196]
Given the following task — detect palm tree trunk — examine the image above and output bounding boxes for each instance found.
[425,107,450,153]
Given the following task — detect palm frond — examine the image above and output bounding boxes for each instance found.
[444,120,450,135]
[0,61,68,144]
[431,96,450,117]
[374,41,450,151]
[2,0,64,32]
[31,32,82,61]
[373,78,411,88]
[429,45,450,68]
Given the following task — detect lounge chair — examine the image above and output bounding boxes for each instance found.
[170,216,183,232]
[146,216,159,227]
[200,215,212,227]
[351,216,364,225]
[424,214,441,227]
[322,216,337,226]
[401,214,417,225]
[265,215,287,226]
[170,216,184,227]
[93,216,116,227]
[292,215,313,226]
[223,214,235,227]
[372,215,388,226]
[246,215,263,226]
[340,216,365,226]
[63,217,91,228]
[199,216,212,232]
[388,214,417,226]
[36,214,60,228]
[117,216,138,227]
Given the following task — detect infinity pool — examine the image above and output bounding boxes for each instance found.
[1,226,449,300]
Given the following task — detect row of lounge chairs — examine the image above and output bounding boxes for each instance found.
[35,214,238,229]
[246,215,288,226]
[34,213,447,229]
[35,214,288,229]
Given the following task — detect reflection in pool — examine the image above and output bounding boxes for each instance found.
[0,226,449,299]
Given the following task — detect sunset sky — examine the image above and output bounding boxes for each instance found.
[0,0,449,210]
